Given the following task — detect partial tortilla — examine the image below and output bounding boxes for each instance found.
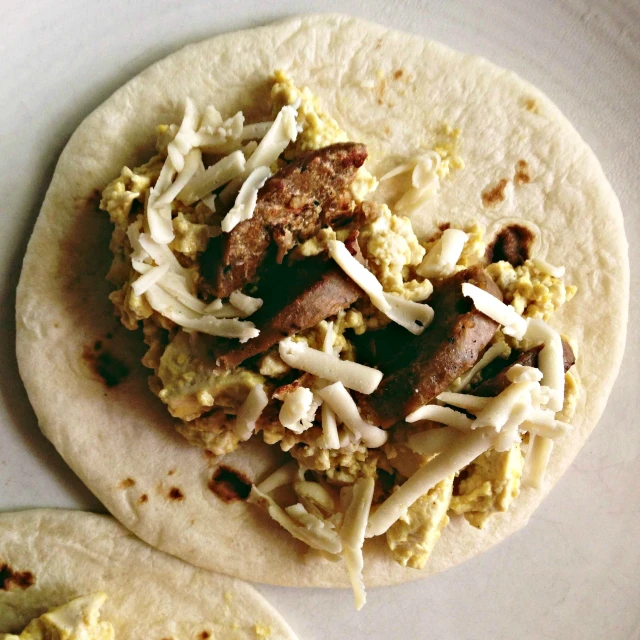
[15,14,629,587]
[0,509,297,638]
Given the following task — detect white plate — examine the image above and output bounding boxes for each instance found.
[2,1,638,638]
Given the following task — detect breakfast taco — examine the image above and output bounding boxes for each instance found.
[16,14,628,607]
[0,510,297,638]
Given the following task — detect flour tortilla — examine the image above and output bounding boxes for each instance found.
[0,510,297,638]
[16,14,628,587]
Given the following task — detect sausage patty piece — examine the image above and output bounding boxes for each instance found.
[214,257,362,369]
[207,142,368,298]
[358,266,502,428]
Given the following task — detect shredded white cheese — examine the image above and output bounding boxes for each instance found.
[248,486,342,554]
[221,166,272,233]
[472,381,537,431]
[145,285,258,341]
[524,318,565,412]
[321,322,341,449]
[340,477,375,610]
[462,282,528,339]
[436,392,490,414]
[229,291,263,318]
[416,228,468,279]
[178,150,246,205]
[235,383,268,441]
[523,434,554,488]
[405,404,474,430]
[366,428,495,537]
[279,386,320,434]
[167,97,200,171]
[155,148,202,206]
[328,240,431,335]
[407,426,463,457]
[531,257,565,278]
[256,460,299,494]
[279,338,383,395]
[316,382,387,448]
[449,342,511,392]
[131,263,170,297]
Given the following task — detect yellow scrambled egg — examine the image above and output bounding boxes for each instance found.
[2,593,114,640]
[157,331,264,422]
[386,475,454,569]
[486,260,577,321]
[449,445,525,528]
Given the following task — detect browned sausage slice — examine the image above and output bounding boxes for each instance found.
[205,142,368,298]
[214,257,362,369]
[358,266,502,428]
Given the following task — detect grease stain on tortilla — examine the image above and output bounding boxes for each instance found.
[82,342,130,388]
[118,477,136,489]
[485,224,536,267]
[514,159,531,184]
[208,466,252,502]
[481,178,510,207]
[138,493,149,504]
[168,487,185,501]
[0,563,35,591]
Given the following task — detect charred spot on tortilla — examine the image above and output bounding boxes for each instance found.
[168,487,185,500]
[208,466,252,502]
[481,178,510,207]
[206,142,367,298]
[199,632,211,640]
[118,477,136,489]
[82,344,130,387]
[138,493,149,504]
[514,159,531,184]
[485,223,536,266]
[0,563,35,591]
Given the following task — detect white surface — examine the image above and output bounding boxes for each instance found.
[1,1,638,638]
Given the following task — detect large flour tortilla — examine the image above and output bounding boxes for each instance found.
[0,510,297,638]
[16,14,628,587]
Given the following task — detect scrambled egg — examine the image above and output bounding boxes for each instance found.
[432,123,465,179]
[157,331,264,422]
[486,260,577,321]
[1,593,114,640]
[386,475,454,569]
[358,204,430,301]
[450,446,524,528]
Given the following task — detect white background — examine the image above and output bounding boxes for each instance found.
[1,1,639,638]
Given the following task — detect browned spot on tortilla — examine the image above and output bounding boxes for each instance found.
[393,69,404,80]
[118,477,135,489]
[376,38,382,49]
[138,494,148,504]
[485,224,536,267]
[168,487,184,501]
[199,632,211,640]
[0,563,35,591]
[82,345,130,387]
[481,179,510,207]
[376,77,387,106]
[383,125,392,136]
[168,469,176,476]
[514,159,531,185]
[208,466,252,502]
[523,97,539,113]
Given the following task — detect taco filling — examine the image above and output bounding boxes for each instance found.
[101,71,579,609]
[1,593,114,640]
